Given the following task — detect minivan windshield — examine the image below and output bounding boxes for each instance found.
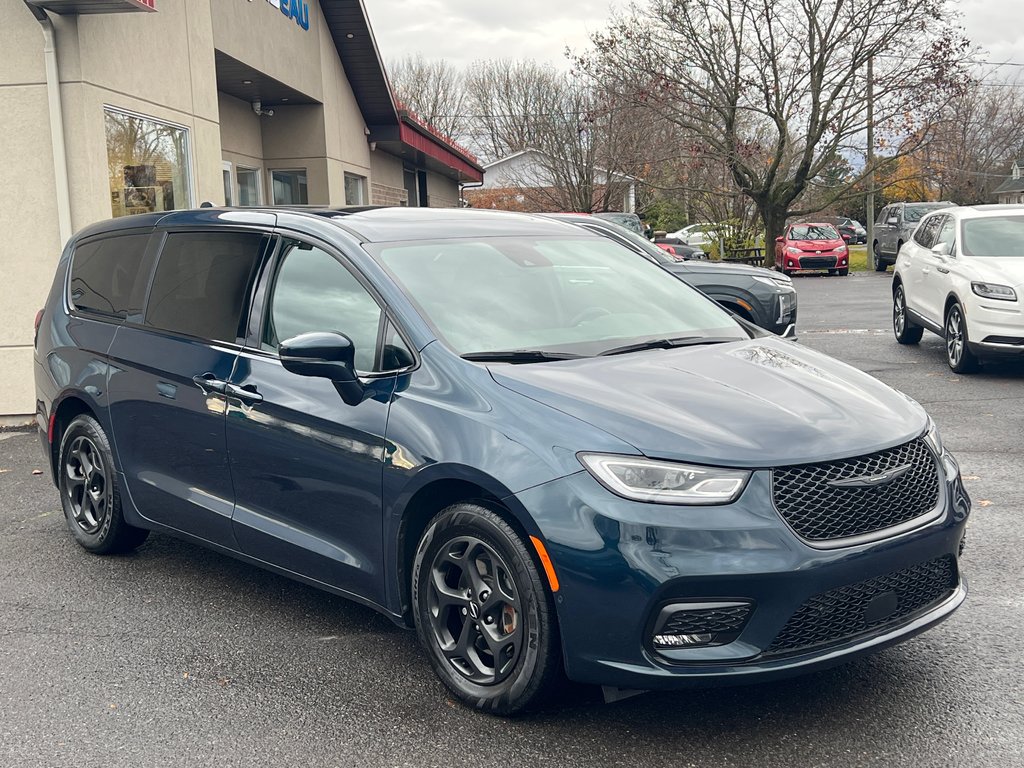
[961,216,1024,257]
[370,236,747,357]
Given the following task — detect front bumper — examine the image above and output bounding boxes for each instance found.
[516,450,969,690]
[966,299,1024,358]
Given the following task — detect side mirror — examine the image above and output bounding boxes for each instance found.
[842,234,851,243]
[931,242,952,257]
[887,217,899,226]
[279,331,364,405]
[775,236,785,243]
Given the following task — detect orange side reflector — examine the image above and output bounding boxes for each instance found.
[530,535,560,593]
[736,298,754,312]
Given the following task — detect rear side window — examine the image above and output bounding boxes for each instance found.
[145,231,265,342]
[69,233,150,318]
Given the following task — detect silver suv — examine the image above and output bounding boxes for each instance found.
[873,202,955,271]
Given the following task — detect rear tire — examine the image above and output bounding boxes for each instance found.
[944,302,980,373]
[873,242,887,271]
[893,284,923,344]
[57,415,149,554]
[412,503,562,715]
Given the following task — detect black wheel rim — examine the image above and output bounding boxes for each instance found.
[426,536,524,686]
[894,288,906,336]
[63,436,108,535]
[946,307,964,366]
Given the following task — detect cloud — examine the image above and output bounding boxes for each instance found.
[366,0,1023,76]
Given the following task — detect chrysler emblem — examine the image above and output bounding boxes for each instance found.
[828,464,912,489]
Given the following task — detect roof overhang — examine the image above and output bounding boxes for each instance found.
[322,0,482,182]
[26,0,155,13]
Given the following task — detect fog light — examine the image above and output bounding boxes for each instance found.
[650,601,752,653]
[654,633,714,648]
[788,259,795,267]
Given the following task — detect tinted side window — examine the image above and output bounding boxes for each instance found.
[935,217,956,250]
[146,231,265,341]
[876,207,889,225]
[916,215,944,248]
[69,233,150,318]
[263,240,382,372]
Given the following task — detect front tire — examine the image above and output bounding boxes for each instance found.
[893,284,923,344]
[838,268,849,276]
[412,504,562,715]
[945,302,980,373]
[57,415,149,554]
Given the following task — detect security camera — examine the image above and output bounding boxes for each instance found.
[252,100,274,117]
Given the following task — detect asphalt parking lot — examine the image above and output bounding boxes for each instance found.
[2,270,1022,767]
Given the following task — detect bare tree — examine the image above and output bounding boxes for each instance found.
[578,0,972,261]
[388,54,467,140]
[928,74,1024,204]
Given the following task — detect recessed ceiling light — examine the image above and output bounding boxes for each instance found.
[346,33,354,39]
[242,79,252,85]
[281,98,289,102]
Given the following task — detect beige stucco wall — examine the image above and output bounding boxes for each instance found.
[426,171,460,208]
[2,0,470,417]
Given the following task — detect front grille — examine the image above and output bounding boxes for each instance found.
[765,555,958,656]
[797,256,836,269]
[660,605,751,636]
[772,438,939,543]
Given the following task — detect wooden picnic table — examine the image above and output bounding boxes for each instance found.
[722,246,766,266]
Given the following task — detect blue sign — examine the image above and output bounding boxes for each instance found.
[266,0,309,31]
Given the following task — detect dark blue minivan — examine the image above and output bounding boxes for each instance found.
[35,207,970,714]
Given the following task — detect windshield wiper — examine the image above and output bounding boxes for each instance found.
[598,336,737,357]
[461,350,585,363]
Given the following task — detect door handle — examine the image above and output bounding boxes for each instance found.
[224,383,264,404]
[192,373,228,395]
[937,267,950,274]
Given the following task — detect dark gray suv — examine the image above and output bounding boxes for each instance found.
[873,202,955,270]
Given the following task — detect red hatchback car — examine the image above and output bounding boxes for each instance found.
[775,223,850,276]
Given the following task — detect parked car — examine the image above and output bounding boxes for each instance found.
[892,204,1024,372]
[38,207,968,715]
[821,216,867,244]
[593,211,644,236]
[775,223,850,275]
[666,223,733,250]
[652,236,709,260]
[546,213,796,334]
[873,202,955,271]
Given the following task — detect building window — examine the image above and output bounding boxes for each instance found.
[105,108,191,218]
[237,167,261,206]
[222,161,233,206]
[344,173,366,205]
[271,169,308,205]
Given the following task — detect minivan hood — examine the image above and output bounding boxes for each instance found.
[489,337,927,468]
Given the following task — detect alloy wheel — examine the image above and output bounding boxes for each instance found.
[63,435,108,535]
[946,307,964,367]
[426,535,523,685]
[894,288,906,336]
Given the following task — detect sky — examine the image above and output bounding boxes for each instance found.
[365,0,1024,74]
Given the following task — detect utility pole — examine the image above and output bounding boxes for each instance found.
[866,56,875,270]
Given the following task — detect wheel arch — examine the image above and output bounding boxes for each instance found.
[390,467,547,626]
[48,393,103,484]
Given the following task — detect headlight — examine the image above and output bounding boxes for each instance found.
[971,282,1017,301]
[785,246,802,254]
[834,245,847,252]
[578,453,751,505]
[923,420,944,456]
[753,275,792,288]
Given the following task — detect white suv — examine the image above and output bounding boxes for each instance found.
[892,205,1024,372]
